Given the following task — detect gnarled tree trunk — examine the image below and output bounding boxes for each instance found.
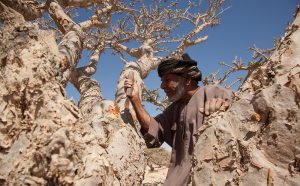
[192,7,300,186]
[0,2,145,185]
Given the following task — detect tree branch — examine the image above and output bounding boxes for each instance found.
[110,43,143,58]
[79,15,110,30]
[47,1,84,85]
[142,87,169,111]
[47,1,82,34]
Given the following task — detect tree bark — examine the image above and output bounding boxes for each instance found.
[0,4,145,185]
[114,41,162,134]
[192,8,300,186]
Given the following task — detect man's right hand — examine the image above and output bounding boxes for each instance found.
[124,72,151,131]
[124,74,139,102]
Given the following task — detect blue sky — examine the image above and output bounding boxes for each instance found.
[66,0,299,116]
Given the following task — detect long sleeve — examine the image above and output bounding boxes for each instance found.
[143,105,177,148]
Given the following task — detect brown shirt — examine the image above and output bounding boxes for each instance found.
[143,86,233,186]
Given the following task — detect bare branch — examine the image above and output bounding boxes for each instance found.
[203,42,276,87]
[119,52,130,64]
[173,0,226,57]
[47,1,82,34]
[79,15,110,30]
[46,2,85,85]
[142,87,169,111]
[249,45,273,62]
[110,43,143,58]
[78,1,116,30]
[69,43,104,98]
[225,77,243,89]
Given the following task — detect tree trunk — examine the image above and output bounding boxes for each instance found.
[0,4,145,185]
[192,8,300,186]
[115,41,161,134]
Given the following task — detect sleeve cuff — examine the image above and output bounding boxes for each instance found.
[143,117,162,148]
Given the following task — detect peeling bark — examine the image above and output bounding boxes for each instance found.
[114,41,161,134]
[192,8,300,186]
[0,5,145,186]
[1,0,43,21]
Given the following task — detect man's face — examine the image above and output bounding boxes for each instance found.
[160,74,187,102]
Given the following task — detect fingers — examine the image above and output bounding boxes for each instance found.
[200,85,233,116]
[215,98,223,110]
[124,78,134,98]
[204,98,220,115]
[204,100,210,116]
[208,98,217,115]
[124,80,133,93]
[220,99,230,111]
[124,79,133,88]
[124,78,140,100]
[202,98,230,116]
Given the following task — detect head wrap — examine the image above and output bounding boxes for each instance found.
[157,53,202,81]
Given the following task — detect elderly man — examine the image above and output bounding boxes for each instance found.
[124,54,233,186]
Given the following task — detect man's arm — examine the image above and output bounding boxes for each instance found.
[124,77,151,131]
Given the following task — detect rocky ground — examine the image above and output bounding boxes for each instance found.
[143,148,171,185]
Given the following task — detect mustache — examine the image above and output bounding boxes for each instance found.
[168,80,185,102]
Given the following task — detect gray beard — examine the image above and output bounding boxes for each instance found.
[168,80,186,102]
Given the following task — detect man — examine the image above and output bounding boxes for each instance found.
[124,54,233,186]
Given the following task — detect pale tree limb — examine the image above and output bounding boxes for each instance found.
[202,57,248,86]
[47,1,85,85]
[47,1,82,34]
[69,43,118,119]
[79,15,111,30]
[69,46,104,117]
[70,47,102,90]
[250,45,274,64]
[225,77,243,89]
[69,0,118,108]
[110,43,143,59]
[79,1,114,30]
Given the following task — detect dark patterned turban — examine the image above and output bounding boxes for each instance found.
[157,53,202,81]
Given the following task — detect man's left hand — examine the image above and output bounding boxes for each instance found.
[199,85,233,116]
[199,97,231,115]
